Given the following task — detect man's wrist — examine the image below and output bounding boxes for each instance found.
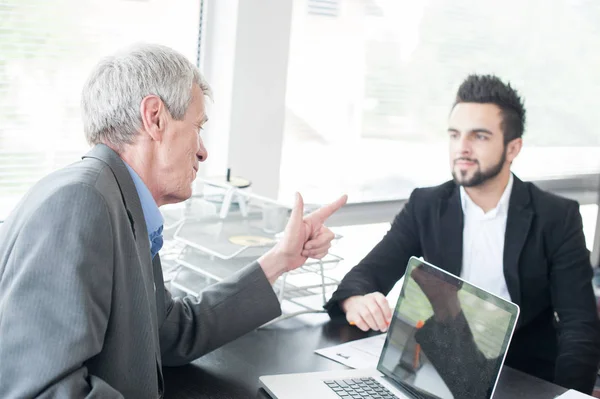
[258,248,287,284]
[341,295,360,313]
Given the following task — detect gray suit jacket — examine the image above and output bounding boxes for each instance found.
[0,144,282,398]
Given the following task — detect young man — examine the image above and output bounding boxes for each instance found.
[0,44,347,398]
[325,74,600,394]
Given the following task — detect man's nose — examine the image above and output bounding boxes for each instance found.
[456,135,472,155]
[197,139,208,162]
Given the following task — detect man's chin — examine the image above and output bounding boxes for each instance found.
[164,189,193,205]
[454,175,484,188]
[182,187,193,202]
[452,171,473,186]
[456,176,488,188]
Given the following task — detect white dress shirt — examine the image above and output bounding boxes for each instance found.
[460,174,514,300]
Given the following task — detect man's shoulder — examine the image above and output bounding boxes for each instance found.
[522,180,580,217]
[396,180,457,219]
[38,157,116,197]
[8,158,120,221]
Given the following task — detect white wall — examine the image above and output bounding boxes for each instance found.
[201,0,293,198]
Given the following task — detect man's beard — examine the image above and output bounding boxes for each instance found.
[452,147,506,187]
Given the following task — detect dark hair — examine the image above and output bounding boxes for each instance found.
[454,74,526,143]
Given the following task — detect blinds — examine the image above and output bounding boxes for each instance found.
[0,0,200,219]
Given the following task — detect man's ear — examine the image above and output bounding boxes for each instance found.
[506,137,522,163]
[140,95,166,142]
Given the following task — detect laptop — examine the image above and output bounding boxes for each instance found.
[259,257,520,399]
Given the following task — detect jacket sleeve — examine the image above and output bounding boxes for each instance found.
[548,201,600,394]
[158,261,282,366]
[324,189,423,317]
[0,183,123,398]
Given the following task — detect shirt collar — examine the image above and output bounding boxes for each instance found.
[460,173,514,217]
[123,162,164,237]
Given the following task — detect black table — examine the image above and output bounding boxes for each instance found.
[163,314,568,399]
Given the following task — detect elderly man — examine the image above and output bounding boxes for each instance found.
[0,44,347,398]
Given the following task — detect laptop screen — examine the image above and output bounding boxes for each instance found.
[377,257,519,399]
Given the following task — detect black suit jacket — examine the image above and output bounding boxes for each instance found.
[325,175,600,394]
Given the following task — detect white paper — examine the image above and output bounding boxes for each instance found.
[314,334,387,369]
[554,390,595,398]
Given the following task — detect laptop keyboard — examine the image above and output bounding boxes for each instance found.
[324,377,398,399]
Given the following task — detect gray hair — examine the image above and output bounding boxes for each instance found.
[81,43,212,149]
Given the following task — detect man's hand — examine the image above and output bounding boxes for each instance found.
[342,293,393,332]
[258,193,347,284]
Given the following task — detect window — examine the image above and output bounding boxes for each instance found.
[0,0,201,219]
[308,0,339,17]
[279,0,600,203]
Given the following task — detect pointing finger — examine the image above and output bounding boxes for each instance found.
[305,194,348,225]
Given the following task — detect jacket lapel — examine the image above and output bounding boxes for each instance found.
[503,175,533,306]
[438,184,464,277]
[81,144,162,362]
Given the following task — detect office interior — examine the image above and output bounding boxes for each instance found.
[1,0,600,398]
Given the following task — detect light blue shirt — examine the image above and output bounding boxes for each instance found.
[124,162,164,258]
